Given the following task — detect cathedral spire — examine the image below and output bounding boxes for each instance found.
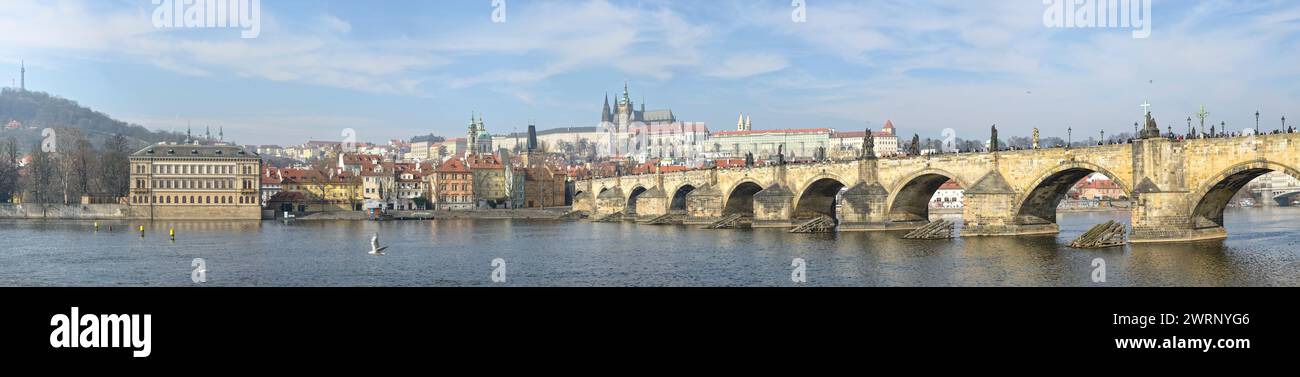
[602,93,612,123]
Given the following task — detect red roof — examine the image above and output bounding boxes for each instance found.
[833,130,895,139]
[1076,179,1121,190]
[437,158,470,173]
[883,120,895,129]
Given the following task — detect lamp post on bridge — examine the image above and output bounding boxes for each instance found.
[1187,117,1192,137]
[1100,130,1104,145]
[1256,111,1261,135]
[1067,127,1072,149]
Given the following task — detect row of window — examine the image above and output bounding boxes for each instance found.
[131,195,257,205]
[136,179,256,190]
[138,164,255,176]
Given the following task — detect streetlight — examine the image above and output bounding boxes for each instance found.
[1187,117,1192,136]
[1067,127,1072,148]
[1284,116,1288,132]
[1255,111,1261,135]
[1100,130,1105,145]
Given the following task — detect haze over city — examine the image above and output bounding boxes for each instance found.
[2,0,1298,144]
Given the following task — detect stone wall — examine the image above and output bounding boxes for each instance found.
[0,204,134,219]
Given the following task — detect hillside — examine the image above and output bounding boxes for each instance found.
[0,88,182,151]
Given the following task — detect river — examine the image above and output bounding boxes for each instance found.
[1,208,1297,286]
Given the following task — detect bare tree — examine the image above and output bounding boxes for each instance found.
[0,137,18,202]
[99,134,131,197]
[25,141,55,203]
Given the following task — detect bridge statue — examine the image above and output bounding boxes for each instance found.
[862,128,876,160]
[575,125,1300,244]
[990,124,999,151]
[1032,128,1039,149]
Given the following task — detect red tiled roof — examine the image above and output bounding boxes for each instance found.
[437,158,470,173]
[833,130,895,139]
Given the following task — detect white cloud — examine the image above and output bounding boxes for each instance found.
[706,54,789,79]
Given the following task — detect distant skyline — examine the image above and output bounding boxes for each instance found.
[2,0,1298,145]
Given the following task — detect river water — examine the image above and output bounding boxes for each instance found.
[0,208,1297,286]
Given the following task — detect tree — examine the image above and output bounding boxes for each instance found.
[24,141,55,203]
[99,134,131,197]
[0,137,18,202]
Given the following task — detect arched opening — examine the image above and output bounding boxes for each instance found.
[1191,167,1277,229]
[670,184,696,212]
[889,173,956,222]
[625,186,648,216]
[723,182,764,216]
[794,178,847,221]
[1014,168,1128,226]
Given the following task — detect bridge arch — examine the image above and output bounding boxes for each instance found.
[1188,160,1300,229]
[624,185,648,215]
[793,175,850,221]
[669,184,697,212]
[886,168,968,223]
[1012,161,1132,226]
[722,180,765,217]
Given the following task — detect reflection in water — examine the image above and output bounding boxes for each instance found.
[0,207,1296,287]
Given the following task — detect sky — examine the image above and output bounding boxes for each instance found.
[2,0,1299,146]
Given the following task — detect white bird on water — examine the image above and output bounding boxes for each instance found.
[369,232,388,256]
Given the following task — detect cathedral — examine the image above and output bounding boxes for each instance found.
[601,82,677,133]
[598,83,706,162]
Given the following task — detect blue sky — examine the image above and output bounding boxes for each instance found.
[2,0,1299,145]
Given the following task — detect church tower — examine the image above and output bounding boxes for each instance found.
[468,113,479,154]
[601,93,612,124]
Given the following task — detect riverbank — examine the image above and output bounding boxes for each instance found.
[292,208,573,221]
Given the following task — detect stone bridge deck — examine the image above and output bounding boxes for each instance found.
[573,133,1300,243]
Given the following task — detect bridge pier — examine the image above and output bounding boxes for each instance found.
[959,171,1059,236]
[1129,192,1219,243]
[572,191,596,214]
[753,183,795,228]
[836,181,905,231]
[683,184,723,225]
[633,187,669,222]
[594,187,625,218]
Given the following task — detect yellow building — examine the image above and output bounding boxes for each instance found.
[469,154,508,207]
[277,169,362,211]
[129,143,262,219]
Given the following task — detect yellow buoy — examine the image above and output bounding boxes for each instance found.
[170,228,175,241]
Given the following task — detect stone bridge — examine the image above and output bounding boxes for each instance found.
[572,132,1300,243]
